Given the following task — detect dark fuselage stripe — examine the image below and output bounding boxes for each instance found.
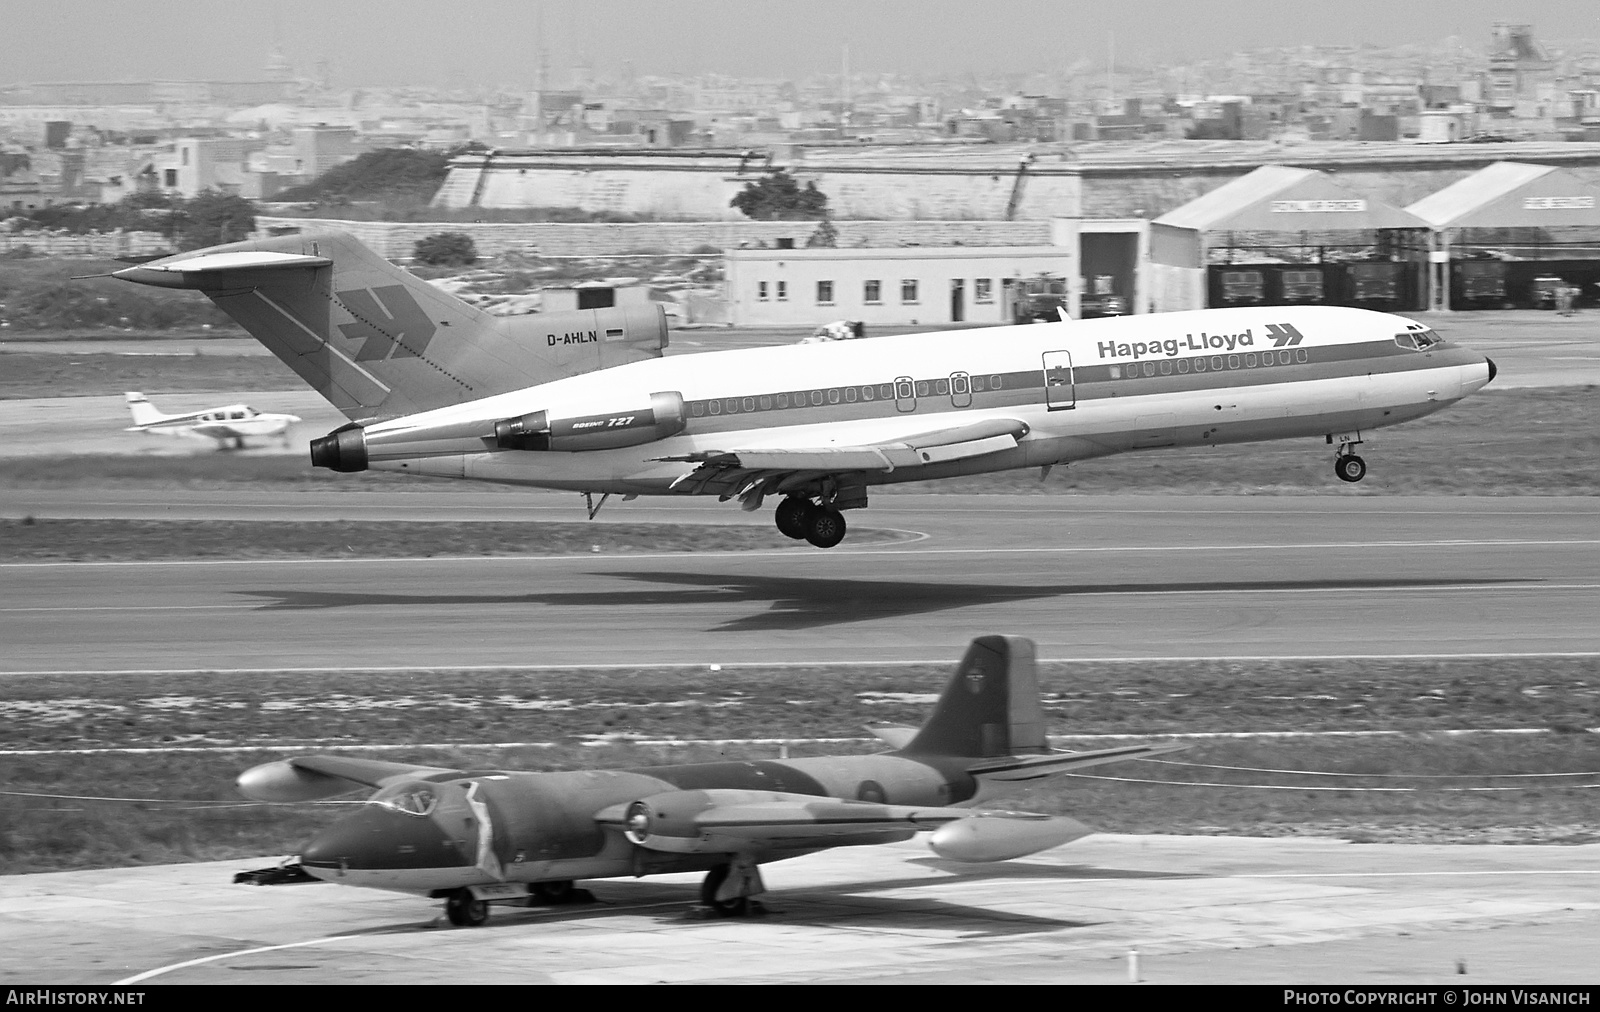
[679,342,1475,437]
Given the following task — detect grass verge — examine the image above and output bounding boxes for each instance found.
[3,657,1596,872]
[4,387,1595,495]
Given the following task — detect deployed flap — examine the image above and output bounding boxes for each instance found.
[666,418,1028,495]
[967,741,1190,782]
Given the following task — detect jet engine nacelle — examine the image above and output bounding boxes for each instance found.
[927,814,1092,862]
[237,760,360,803]
[495,391,685,452]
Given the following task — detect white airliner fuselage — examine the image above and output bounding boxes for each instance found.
[109,234,1495,549]
[330,306,1492,534]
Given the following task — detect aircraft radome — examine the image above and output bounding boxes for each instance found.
[114,231,1496,547]
[234,635,1185,925]
[124,391,300,449]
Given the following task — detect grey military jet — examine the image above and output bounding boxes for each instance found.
[236,636,1184,925]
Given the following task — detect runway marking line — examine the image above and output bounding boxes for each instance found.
[4,651,1598,678]
[1,537,1597,569]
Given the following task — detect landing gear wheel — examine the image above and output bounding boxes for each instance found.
[802,504,847,549]
[1335,454,1367,483]
[774,497,809,540]
[445,889,489,927]
[699,864,749,917]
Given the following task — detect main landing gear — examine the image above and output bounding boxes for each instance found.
[697,858,766,918]
[442,879,594,926]
[774,495,847,549]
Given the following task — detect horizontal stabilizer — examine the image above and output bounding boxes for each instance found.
[866,724,918,749]
[966,741,1190,782]
[117,250,333,280]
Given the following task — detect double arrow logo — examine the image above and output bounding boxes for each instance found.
[1264,322,1305,348]
[336,285,438,362]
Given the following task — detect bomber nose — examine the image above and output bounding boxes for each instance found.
[300,807,460,873]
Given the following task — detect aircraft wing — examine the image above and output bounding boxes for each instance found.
[965,741,1190,783]
[237,755,462,803]
[189,423,248,439]
[663,417,1029,501]
[594,788,969,853]
[595,787,1090,861]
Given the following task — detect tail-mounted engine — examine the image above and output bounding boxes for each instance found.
[495,391,685,452]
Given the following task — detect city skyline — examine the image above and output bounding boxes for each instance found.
[4,0,1600,90]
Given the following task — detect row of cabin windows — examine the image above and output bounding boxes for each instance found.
[688,374,1009,417]
[761,279,996,306]
[1107,347,1311,379]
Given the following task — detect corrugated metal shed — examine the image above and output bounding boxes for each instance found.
[1405,161,1600,228]
[1154,164,1427,233]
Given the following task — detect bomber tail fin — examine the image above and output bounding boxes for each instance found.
[123,392,168,428]
[112,230,668,422]
[899,636,1049,759]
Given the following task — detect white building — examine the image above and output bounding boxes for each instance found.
[725,243,1081,327]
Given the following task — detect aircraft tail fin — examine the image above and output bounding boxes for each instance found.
[898,636,1049,759]
[124,392,167,427]
[112,230,669,422]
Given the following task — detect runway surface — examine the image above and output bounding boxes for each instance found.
[3,835,1597,985]
[1,493,1597,672]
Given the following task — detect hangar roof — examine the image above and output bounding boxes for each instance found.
[1153,164,1428,233]
[1405,161,1600,228]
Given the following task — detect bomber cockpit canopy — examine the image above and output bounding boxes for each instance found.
[368,782,439,816]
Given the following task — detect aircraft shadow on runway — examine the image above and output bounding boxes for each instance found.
[237,573,1534,632]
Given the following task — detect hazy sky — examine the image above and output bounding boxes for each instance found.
[4,0,1600,88]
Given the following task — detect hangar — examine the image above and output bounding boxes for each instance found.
[1148,165,1431,314]
[1406,161,1600,311]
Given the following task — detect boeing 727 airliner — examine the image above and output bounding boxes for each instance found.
[113,231,1495,548]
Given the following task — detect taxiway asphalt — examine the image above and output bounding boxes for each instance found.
[1,494,1596,672]
[2,835,1596,985]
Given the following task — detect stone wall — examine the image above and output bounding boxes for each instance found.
[254,217,1052,259]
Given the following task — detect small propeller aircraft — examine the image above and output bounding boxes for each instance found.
[234,635,1184,925]
[124,392,300,449]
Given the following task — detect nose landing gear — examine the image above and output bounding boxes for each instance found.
[1329,433,1367,484]
[1335,453,1367,483]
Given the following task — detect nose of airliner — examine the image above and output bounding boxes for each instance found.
[299,807,462,876]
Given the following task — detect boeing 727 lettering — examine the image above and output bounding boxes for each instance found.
[113,231,1496,547]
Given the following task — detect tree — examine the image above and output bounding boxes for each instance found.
[176,191,257,250]
[414,232,478,266]
[805,218,839,248]
[274,148,452,203]
[730,170,829,221]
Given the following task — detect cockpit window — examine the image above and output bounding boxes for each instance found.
[1394,329,1441,351]
[369,782,438,816]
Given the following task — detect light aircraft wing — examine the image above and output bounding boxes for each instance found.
[965,741,1190,783]
[664,417,1028,502]
[189,422,249,439]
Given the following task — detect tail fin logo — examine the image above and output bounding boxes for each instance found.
[336,286,438,362]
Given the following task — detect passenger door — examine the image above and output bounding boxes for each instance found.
[1042,351,1075,410]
